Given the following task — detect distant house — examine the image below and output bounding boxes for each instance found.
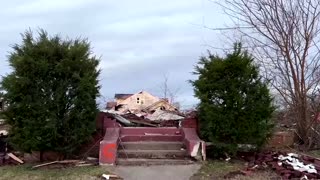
[106,91,178,113]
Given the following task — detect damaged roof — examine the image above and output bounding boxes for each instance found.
[106,102,117,109]
[143,99,178,112]
[147,109,185,121]
[114,94,133,100]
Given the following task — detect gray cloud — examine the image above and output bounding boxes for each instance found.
[0,0,229,109]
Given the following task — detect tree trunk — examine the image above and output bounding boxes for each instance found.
[295,94,312,150]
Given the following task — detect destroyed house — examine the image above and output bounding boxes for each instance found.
[98,91,206,166]
[106,91,177,113]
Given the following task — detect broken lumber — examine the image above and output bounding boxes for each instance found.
[32,160,85,168]
[32,161,59,168]
[7,153,24,164]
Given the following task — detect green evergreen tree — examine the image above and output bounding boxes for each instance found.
[1,30,100,158]
[191,43,274,156]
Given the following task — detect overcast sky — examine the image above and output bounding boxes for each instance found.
[0,0,230,109]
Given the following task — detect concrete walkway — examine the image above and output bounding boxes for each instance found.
[110,164,201,180]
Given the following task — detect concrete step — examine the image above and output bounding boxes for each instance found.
[119,141,184,150]
[118,149,187,159]
[116,158,195,166]
[120,135,183,142]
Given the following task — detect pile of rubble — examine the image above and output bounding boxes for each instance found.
[102,110,186,127]
[240,151,320,179]
[102,91,192,127]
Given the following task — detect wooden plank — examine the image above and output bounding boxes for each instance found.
[32,160,86,168]
[7,153,24,164]
[32,161,59,168]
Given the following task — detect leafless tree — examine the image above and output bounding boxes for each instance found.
[160,74,181,109]
[161,74,169,100]
[219,0,320,149]
[97,95,113,110]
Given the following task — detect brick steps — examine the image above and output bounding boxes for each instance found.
[115,127,198,166]
[118,141,184,150]
[116,158,195,166]
[118,149,187,159]
[116,140,192,165]
[120,135,183,142]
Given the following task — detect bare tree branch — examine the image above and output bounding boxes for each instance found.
[220,0,320,149]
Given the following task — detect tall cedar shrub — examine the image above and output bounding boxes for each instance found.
[1,30,100,158]
[191,43,274,156]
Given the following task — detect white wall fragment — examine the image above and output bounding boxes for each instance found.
[278,153,317,174]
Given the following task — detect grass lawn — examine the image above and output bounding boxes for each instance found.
[190,160,280,180]
[0,165,110,180]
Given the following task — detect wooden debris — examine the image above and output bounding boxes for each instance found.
[76,163,94,167]
[224,152,231,162]
[32,160,85,169]
[102,174,120,179]
[32,161,59,168]
[7,153,24,164]
[245,151,320,179]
